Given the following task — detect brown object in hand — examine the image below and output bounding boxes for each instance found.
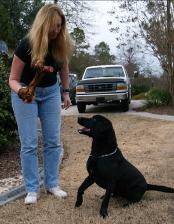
[18,66,45,102]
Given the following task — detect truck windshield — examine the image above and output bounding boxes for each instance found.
[84,67,125,79]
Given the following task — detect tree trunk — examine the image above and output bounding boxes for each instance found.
[167,0,174,109]
[170,74,174,110]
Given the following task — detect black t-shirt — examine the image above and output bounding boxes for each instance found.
[14,38,62,87]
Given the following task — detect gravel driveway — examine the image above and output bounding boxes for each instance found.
[61,100,174,121]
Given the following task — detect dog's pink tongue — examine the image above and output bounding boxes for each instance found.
[78,128,90,133]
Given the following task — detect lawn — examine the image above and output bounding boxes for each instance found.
[0,114,173,224]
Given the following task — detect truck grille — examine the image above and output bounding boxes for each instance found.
[85,83,114,92]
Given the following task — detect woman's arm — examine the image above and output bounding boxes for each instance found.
[59,60,71,109]
[59,60,69,90]
[9,55,25,94]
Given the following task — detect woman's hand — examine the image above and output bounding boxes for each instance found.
[63,92,71,110]
[18,87,35,103]
[24,96,35,103]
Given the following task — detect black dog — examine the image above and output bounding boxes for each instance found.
[75,115,174,218]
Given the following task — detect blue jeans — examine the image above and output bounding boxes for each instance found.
[11,82,62,192]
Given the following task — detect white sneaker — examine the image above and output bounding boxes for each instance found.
[24,192,39,204]
[47,186,67,198]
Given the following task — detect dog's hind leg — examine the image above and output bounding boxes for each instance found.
[127,190,145,204]
[75,175,94,207]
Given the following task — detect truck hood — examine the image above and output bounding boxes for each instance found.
[77,77,127,85]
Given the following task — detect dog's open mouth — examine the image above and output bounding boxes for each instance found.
[78,127,90,134]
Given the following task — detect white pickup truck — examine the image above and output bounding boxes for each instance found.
[76,65,131,113]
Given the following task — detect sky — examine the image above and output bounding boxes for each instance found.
[85,1,163,76]
[87,1,116,52]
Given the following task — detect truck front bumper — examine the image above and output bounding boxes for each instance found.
[76,92,129,103]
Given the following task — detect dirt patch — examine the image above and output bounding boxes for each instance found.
[0,146,21,179]
[0,114,174,224]
[0,134,43,180]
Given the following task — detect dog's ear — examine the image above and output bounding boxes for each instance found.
[92,121,117,147]
[92,116,114,135]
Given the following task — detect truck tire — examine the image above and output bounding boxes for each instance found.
[77,103,86,113]
[121,99,129,112]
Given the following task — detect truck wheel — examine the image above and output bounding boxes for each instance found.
[77,103,86,113]
[121,99,129,112]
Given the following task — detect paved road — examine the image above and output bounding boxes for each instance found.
[61,100,146,116]
[61,100,174,121]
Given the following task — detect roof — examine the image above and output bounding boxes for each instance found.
[85,65,124,69]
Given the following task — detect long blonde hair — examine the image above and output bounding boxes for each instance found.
[27,4,73,67]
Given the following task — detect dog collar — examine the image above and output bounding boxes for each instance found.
[90,148,117,159]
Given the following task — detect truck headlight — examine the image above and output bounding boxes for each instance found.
[76,85,85,93]
[116,83,128,91]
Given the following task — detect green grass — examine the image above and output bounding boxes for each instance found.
[132,92,147,100]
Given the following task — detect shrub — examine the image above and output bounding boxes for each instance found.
[131,84,150,96]
[145,88,172,106]
[132,92,146,100]
[0,53,17,153]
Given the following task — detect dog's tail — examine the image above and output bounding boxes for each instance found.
[147,184,174,193]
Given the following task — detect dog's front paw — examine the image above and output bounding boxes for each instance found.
[100,208,108,218]
[75,195,83,207]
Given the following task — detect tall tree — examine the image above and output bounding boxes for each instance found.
[94,41,116,65]
[71,27,90,56]
[122,47,140,78]
[0,0,44,48]
[69,27,91,78]
[51,0,91,30]
[69,52,96,79]
[0,0,90,49]
[110,0,174,108]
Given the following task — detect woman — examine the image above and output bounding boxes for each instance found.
[9,4,73,204]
